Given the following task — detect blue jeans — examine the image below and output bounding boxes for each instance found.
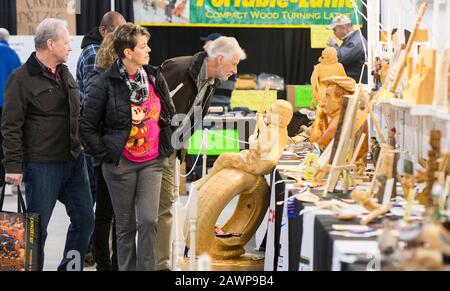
[22,152,95,271]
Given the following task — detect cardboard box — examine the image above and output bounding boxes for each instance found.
[286,85,312,109]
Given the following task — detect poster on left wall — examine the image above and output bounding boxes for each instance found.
[16,0,77,35]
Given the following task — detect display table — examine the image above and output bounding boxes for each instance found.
[264,167,381,272]
[313,215,378,271]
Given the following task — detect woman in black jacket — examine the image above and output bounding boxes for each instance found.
[80,23,175,271]
[83,32,118,271]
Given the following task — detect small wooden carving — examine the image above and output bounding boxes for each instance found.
[400,159,415,199]
[388,128,399,197]
[310,47,347,108]
[403,47,436,104]
[388,2,428,93]
[351,190,381,212]
[361,203,392,225]
[417,131,441,206]
[433,48,450,108]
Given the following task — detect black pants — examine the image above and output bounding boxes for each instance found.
[85,155,96,255]
[93,165,118,271]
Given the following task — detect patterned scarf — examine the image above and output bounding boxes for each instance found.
[117,59,149,105]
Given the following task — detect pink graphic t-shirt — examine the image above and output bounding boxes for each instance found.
[122,75,161,162]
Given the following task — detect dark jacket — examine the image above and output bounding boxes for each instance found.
[80,27,102,50]
[1,53,82,173]
[80,62,176,165]
[76,27,103,102]
[80,66,104,119]
[333,30,368,82]
[161,51,220,118]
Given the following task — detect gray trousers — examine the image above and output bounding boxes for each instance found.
[155,153,176,270]
[102,156,166,271]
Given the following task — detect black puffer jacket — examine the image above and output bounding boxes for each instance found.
[80,62,176,165]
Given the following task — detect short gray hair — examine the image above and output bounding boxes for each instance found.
[0,28,10,42]
[206,36,246,61]
[34,18,68,51]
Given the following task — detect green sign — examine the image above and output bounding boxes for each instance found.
[295,85,312,108]
[187,129,240,155]
[134,0,363,28]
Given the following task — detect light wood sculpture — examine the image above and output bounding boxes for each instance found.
[310,76,356,151]
[361,203,392,225]
[420,223,450,257]
[410,213,450,270]
[189,100,293,260]
[374,150,395,202]
[433,49,450,108]
[368,144,394,196]
[409,248,443,270]
[445,48,449,109]
[310,47,347,108]
[417,131,441,206]
[403,47,436,104]
[388,128,399,197]
[351,190,381,212]
[400,159,415,199]
[387,2,428,93]
[380,60,389,86]
[351,164,392,225]
[407,55,414,80]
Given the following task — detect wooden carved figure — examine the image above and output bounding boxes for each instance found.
[403,47,436,104]
[310,47,347,108]
[417,131,441,206]
[310,76,356,151]
[188,100,293,260]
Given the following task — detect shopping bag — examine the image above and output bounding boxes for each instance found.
[0,185,40,271]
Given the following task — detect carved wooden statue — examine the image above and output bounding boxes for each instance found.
[417,131,441,206]
[310,47,347,108]
[403,47,436,104]
[189,100,293,260]
[400,159,415,199]
[433,48,450,108]
[310,76,356,151]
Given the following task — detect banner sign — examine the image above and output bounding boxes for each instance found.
[134,0,363,28]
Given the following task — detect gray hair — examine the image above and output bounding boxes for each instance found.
[34,18,68,51]
[206,36,246,61]
[0,28,10,42]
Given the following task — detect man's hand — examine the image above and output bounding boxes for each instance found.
[327,36,338,47]
[5,174,23,186]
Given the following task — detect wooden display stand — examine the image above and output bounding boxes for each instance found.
[323,86,371,195]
